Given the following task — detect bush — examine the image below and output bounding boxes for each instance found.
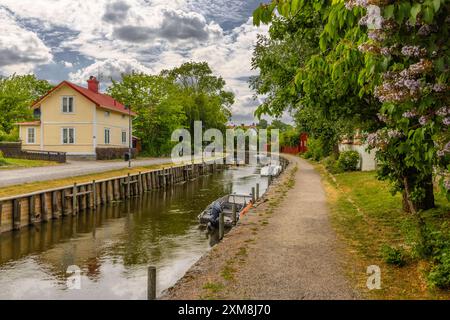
[96,148,137,160]
[428,248,450,289]
[336,150,360,172]
[303,137,325,161]
[381,245,407,267]
[322,156,343,174]
[0,150,7,166]
[0,129,20,142]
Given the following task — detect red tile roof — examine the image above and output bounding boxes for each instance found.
[32,80,136,116]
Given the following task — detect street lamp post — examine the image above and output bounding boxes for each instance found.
[126,105,132,168]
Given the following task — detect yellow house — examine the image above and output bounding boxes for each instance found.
[17,76,136,160]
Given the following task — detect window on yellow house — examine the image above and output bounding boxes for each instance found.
[62,128,75,144]
[122,130,127,145]
[62,97,74,113]
[105,128,111,145]
[27,128,35,144]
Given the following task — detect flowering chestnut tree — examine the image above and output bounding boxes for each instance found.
[345,0,449,213]
[253,0,449,213]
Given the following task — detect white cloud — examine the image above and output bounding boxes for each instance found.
[62,61,73,68]
[0,0,269,122]
[0,7,52,74]
[68,58,153,87]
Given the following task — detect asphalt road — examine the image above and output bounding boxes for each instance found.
[0,158,171,187]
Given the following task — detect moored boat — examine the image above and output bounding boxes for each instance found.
[198,194,253,229]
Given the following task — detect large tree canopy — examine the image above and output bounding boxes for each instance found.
[0,74,53,135]
[252,0,449,211]
[108,62,234,156]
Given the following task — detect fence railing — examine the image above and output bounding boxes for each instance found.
[0,142,66,163]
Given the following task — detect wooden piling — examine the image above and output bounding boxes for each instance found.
[92,181,97,210]
[251,187,255,203]
[147,266,156,300]
[13,199,21,230]
[52,191,59,219]
[62,190,68,216]
[29,195,36,223]
[41,193,49,221]
[256,183,260,201]
[126,174,131,198]
[72,183,78,215]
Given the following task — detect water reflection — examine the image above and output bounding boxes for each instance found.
[0,165,267,299]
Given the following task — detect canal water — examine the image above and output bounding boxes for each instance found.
[0,165,268,299]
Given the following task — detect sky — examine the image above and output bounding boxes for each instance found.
[0,0,291,124]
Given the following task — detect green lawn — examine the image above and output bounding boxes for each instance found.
[0,158,60,170]
[315,164,450,299]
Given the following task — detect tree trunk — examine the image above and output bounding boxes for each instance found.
[332,143,340,158]
[402,174,435,214]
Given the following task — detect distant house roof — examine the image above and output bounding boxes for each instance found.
[31,80,137,116]
[16,121,41,126]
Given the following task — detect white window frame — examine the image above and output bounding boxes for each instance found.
[121,130,127,145]
[61,127,76,144]
[26,127,36,144]
[104,128,111,145]
[105,111,110,118]
[61,96,75,113]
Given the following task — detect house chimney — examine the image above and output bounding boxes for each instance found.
[87,76,99,93]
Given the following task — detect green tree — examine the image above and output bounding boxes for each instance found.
[0,74,53,135]
[108,73,186,156]
[252,0,449,212]
[252,1,380,159]
[162,62,234,134]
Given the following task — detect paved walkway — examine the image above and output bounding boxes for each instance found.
[164,155,357,299]
[0,158,171,187]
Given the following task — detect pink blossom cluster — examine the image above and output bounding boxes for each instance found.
[419,116,429,126]
[437,142,450,158]
[358,43,380,54]
[375,73,422,103]
[366,129,403,149]
[436,106,450,117]
[374,59,434,103]
[401,46,427,58]
[402,109,418,118]
[368,30,386,42]
[345,0,369,10]
[433,83,447,93]
[377,113,388,122]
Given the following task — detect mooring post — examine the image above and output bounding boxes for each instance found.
[251,187,255,203]
[92,180,97,210]
[232,203,237,226]
[256,183,260,201]
[126,173,131,198]
[219,211,225,240]
[72,183,78,215]
[147,266,156,300]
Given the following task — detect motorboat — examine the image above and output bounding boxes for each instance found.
[198,194,253,229]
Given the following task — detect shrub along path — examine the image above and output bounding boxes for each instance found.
[163,155,357,299]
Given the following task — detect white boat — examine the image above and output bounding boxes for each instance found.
[260,163,282,177]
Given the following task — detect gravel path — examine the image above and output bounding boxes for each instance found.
[0,158,171,187]
[163,155,357,300]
